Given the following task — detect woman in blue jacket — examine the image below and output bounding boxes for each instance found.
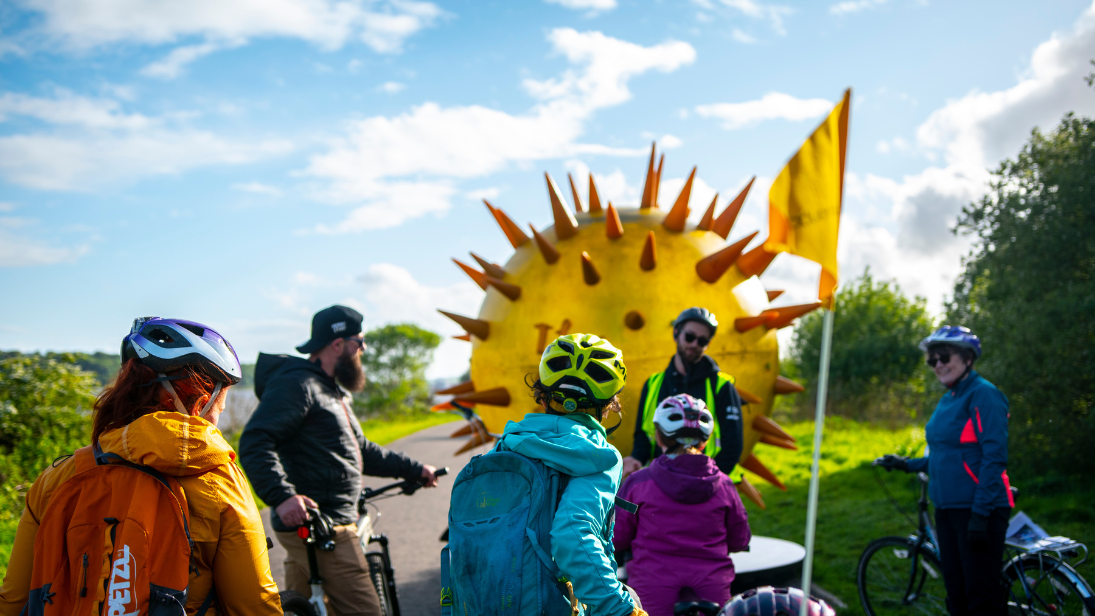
[877,326,1013,616]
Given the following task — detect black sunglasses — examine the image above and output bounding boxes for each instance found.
[343,336,366,349]
[683,332,710,347]
[926,353,951,368]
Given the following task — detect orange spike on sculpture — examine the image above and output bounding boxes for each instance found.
[485,276,522,301]
[452,387,511,407]
[453,334,471,342]
[774,375,805,394]
[484,200,530,248]
[734,310,779,333]
[438,310,490,340]
[767,302,823,329]
[697,194,718,232]
[759,434,799,451]
[741,453,786,491]
[606,203,624,239]
[588,174,603,214]
[753,415,795,442]
[663,166,696,232]
[713,177,754,239]
[454,431,494,456]
[737,244,778,278]
[469,252,506,280]
[695,231,758,283]
[640,231,657,271]
[453,258,488,290]
[546,173,579,240]
[529,224,561,265]
[736,475,766,509]
[766,290,784,301]
[640,143,657,210]
[568,173,585,213]
[736,386,763,405]
[450,423,474,438]
[436,380,475,395]
[581,252,601,285]
[654,154,664,208]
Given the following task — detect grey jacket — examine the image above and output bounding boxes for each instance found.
[239,353,423,532]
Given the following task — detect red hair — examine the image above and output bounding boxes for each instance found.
[92,358,223,445]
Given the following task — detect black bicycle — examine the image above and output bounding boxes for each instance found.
[280,468,449,616]
[857,467,1094,616]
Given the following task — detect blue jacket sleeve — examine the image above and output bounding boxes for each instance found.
[971,386,1009,516]
[551,472,635,616]
[906,455,928,473]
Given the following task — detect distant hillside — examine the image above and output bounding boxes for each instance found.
[0,351,255,388]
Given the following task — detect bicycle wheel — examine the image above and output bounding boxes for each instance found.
[858,536,949,616]
[1004,553,1095,616]
[279,590,318,616]
[367,552,396,616]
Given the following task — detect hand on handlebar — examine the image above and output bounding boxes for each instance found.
[420,464,440,488]
[872,454,910,473]
[276,494,318,528]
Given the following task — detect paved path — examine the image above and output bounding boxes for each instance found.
[262,420,480,616]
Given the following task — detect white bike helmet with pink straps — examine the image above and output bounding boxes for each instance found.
[653,394,714,447]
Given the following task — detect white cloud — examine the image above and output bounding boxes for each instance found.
[695,92,832,130]
[829,0,887,15]
[464,187,500,201]
[376,81,406,94]
[139,39,237,79]
[563,159,640,206]
[0,217,89,267]
[700,0,793,35]
[0,89,293,190]
[232,181,283,196]
[731,28,757,44]
[15,0,445,77]
[544,0,617,12]
[659,134,683,149]
[303,29,695,231]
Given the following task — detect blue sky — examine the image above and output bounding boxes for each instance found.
[2,0,1094,377]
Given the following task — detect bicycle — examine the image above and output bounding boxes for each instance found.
[280,468,449,616]
[856,466,1095,616]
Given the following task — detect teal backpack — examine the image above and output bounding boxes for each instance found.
[442,450,577,616]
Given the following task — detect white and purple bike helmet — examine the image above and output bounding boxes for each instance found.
[653,394,714,447]
[918,325,982,358]
[121,317,242,418]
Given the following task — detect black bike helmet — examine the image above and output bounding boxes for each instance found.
[673,307,719,337]
[718,587,835,616]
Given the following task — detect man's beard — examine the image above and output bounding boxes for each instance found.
[334,348,366,392]
[677,343,704,365]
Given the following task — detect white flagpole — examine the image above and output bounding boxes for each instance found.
[799,305,835,616]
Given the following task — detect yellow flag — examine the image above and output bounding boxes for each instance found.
[764,88,850,308]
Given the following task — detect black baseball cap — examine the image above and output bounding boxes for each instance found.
[296,305,364,354]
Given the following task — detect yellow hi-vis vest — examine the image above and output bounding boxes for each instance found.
[641,371,734,458]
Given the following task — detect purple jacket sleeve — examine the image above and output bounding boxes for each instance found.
[613,475,638,554]
[723,478,751,553]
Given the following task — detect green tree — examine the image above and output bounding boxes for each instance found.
[0,354,97,569]
[948,112,1095,489]
[356,324,442,418]
[790,270,935,422]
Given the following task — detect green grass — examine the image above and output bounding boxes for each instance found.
[740,418,1095,614]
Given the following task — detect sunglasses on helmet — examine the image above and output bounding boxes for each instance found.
[683,332,710,347]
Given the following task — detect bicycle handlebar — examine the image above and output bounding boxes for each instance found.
[359,467,450,506]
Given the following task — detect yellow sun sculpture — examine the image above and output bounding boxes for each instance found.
[435,144,820,506]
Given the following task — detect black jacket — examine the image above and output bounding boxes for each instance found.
[239,353,423,532]
[630,355,744,475]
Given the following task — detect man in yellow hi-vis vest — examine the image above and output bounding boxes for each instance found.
[621,307,745,478]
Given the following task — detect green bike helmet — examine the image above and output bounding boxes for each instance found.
[539,333,627,412]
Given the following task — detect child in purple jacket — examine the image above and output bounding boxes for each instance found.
[613,394,751,616]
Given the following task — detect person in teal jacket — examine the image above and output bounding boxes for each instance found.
[495,333,646,616]
[876,326,1012,616]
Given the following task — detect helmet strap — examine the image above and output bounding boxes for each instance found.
[947,363,973,390]
[604,412,623,436]
[199,382,224,419]
[159,373,190,415]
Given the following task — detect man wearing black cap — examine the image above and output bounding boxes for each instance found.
[240,305,437,616]
[621,307,745,478]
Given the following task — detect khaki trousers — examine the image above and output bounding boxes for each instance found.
[276,524,383,616]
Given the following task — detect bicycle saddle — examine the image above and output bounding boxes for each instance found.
[674,601,721,616]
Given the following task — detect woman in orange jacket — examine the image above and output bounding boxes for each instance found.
[0,317,282,616]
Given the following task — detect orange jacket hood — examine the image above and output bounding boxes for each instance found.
[97,411,236,477]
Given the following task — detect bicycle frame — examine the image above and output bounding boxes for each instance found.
[897,473,942,606]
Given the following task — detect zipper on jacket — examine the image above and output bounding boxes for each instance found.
[79,553,88,597]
